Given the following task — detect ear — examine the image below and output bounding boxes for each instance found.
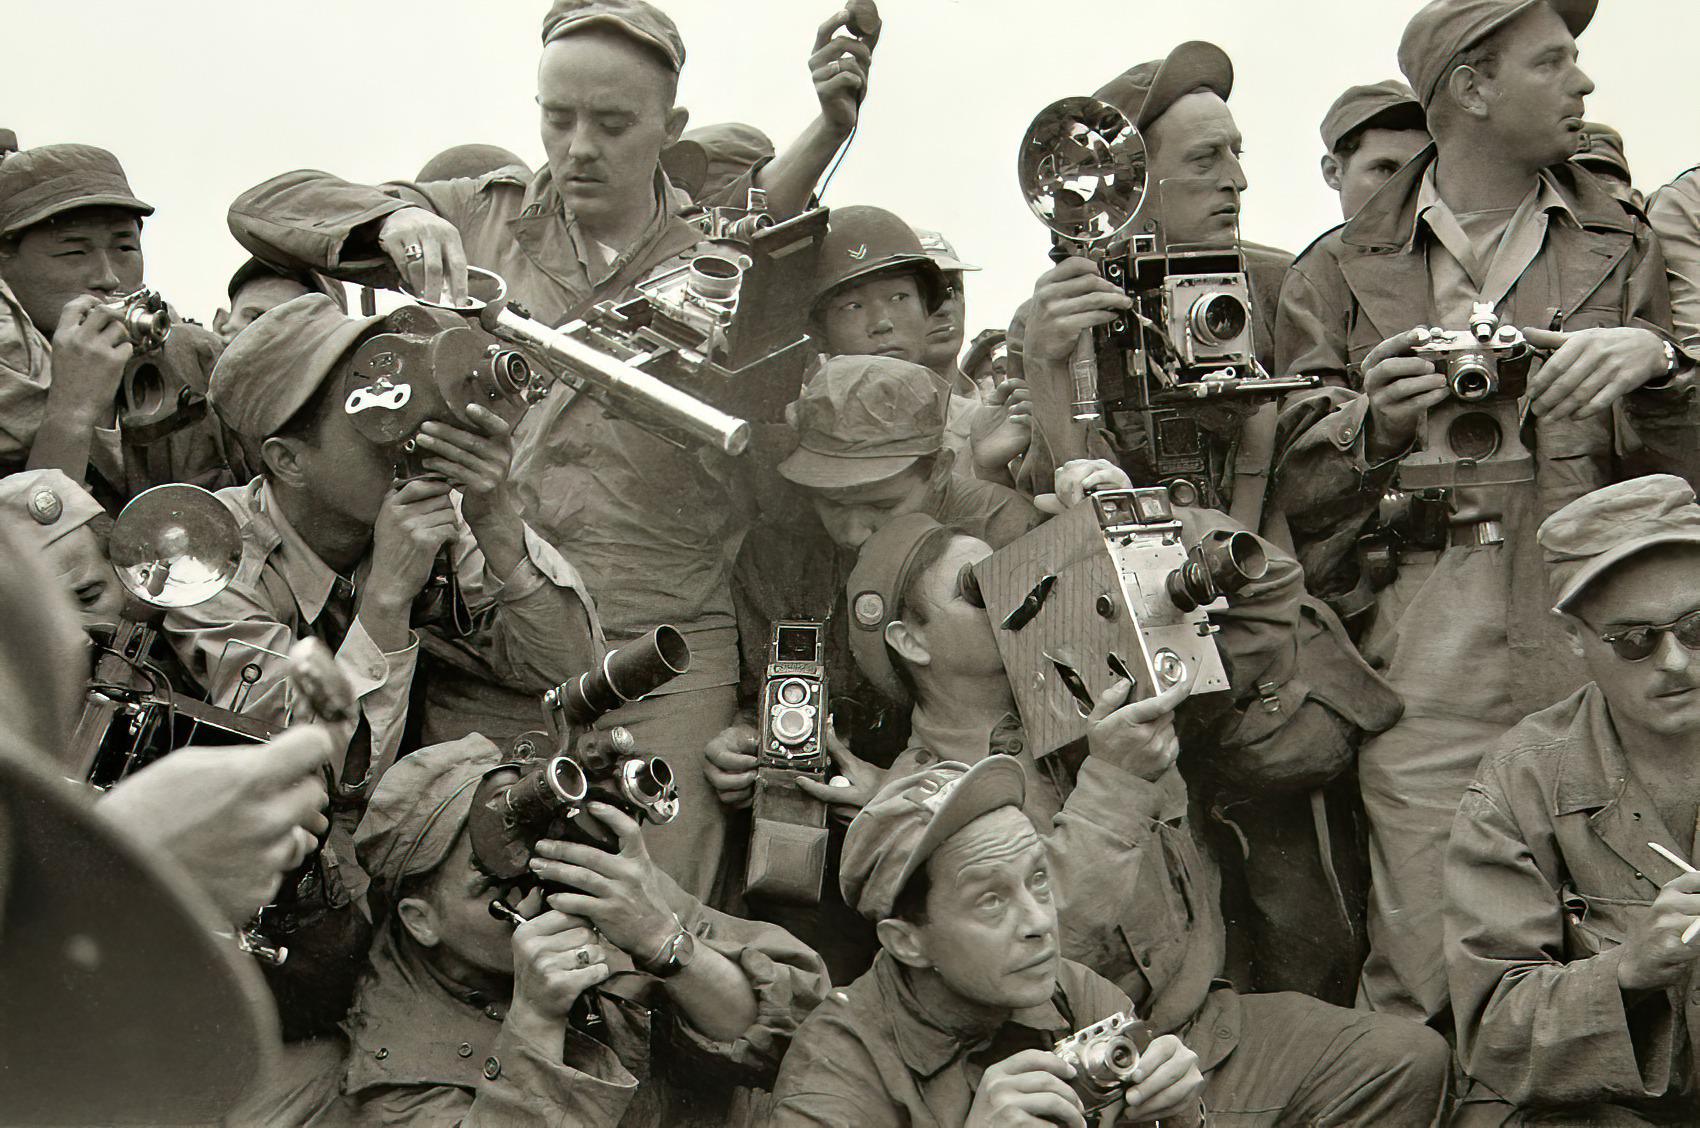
[875,917,933,971]
[396,896,441,949]
[1558,614,1589,661]
[259,435,311,490]
[886,618,930,671]
[664,106,690,147]
[1320,153,1343,192]
[211,307,231,336]
[1445,64,1492,119]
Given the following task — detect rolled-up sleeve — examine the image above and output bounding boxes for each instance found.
[1446,781,1676,1106]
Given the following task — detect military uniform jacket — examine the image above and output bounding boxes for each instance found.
[768,952,1133,1128]
[1446,684,1700,1120]
[228,163,748,695]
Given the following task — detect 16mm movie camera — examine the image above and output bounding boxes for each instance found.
[1397,302,1536,490]
[1017,98,1315,506]
[972,487,1266,755]
[745,620,832,905]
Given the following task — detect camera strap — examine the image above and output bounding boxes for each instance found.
[1227,402,1279,537]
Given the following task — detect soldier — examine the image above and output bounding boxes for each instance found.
[213,256,347,346]
[1273,0,1700,1023]
[1447,476,1700,1123]
[821,513,1448,1125]
[770,757,1208,1128]
[0,144,231,506]
[337,735,829,1127]
[225,0,881,902]
[1570,121,1641,209]
[0,467,121,636]
[1317,81,1430,221]
[1646,158,1700,348]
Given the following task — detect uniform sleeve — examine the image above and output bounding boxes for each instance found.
[448,505,604,693]
[162,581,417,788]
[226,170,477,286]
[943,471,1045,550]
[0,284,49,468]
[343,1024,637,1128]
[1611,220,1700,488]
[1446,778,1677,1106]
[663,876,832,1078]
[767,1006,909,1128]
[1647,173,1700,350]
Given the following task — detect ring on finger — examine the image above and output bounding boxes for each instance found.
[403,242,426,263]
[574,947,595,968]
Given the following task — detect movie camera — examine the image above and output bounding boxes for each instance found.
[745,620,832,905]
[1397,302,1537,490]
[972,487,1265,755]
[1017,98,1315,505]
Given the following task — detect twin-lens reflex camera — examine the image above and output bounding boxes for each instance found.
[745,620,833,905]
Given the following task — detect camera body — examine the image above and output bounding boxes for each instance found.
[1054,1011,1151,1115]
[99,288,214,445]
[973,487,1265,756]
[1399,303,1535,490]
[746,621,831,905]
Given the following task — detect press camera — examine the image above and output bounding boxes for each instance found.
[972,487,1266,755]
[745,620,831,905]
[1398,302,1536,490]
[1054,1012,1152,1115]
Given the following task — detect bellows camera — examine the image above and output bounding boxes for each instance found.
[972,487,1265,755]
[1399,302,1535,490]
[1054,1012,1152,1115]
[746,621,832,905]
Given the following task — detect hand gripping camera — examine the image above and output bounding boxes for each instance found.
[466,627,692,899]
[1054,1012,1153,1115]
[102,288,214,445]
[1017,99,1315,506]
[972,487,1266,755]
[1397,302,1536,490]
[745,620,831,905]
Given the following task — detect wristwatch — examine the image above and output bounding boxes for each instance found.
[637,919,696,979]
[1645,339,1683,390]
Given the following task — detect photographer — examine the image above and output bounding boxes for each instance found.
[835,513,1448,1124]
[226,0,881,903]
[164,294,601,801]
[1272,0,1700,1024]
[1317,81,1430,222]
[1445,476,1700,1123]
[0,143,231,506]
[335,735,829,1127]
[770,757,1209,1127]
[0,468,122,637]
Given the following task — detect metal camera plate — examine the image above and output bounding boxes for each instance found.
[1018,96,1148,245]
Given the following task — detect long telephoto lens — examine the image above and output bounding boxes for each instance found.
[555,626,692,726]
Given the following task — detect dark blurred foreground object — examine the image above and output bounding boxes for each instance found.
[415,143,531,183]
[0,519,273,1124]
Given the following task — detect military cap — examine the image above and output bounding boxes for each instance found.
[0,144,152,239]
[0,130,18,156]
[840,756,1028,921]
[0,469,104,551]
[208,294,383,443]
[1399,0,1595,108]
[1571,121,1630,182]
[540,0,685,73]
[416,144,531,183]
[664,123,775,203]
[1539,475,1700,613]
[354,734,511,905]
[779,355,945,490]
[812,205,946,313]
[913,228,980,274]
[845,511,954,706]
[1094,41,1234,134]
[961,328,1008,382]
[1321,80,1428,154]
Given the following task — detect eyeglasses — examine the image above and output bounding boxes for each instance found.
[1599,609,1700,662]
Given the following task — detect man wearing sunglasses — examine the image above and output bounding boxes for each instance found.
[1447,474,1700,1124]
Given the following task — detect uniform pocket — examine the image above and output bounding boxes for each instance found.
[1560,887,1646,958]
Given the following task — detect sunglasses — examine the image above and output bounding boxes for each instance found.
[1599,608,1700,662]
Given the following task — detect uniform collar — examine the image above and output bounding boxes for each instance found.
[250,478,349,624]
[1408,161,1578,254]
[1552,683,1634,815]
[874,952,1066,1080]
[907,701,1023,766]
[518,163,682,288]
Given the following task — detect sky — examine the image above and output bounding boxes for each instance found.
[8,0,1698,342]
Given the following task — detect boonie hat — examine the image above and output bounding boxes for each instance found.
[1539,475,1700,613]
[779,355,946,490]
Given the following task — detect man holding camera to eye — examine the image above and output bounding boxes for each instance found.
[770,757,1208,1128]
[332,734,828,1128]
[227,0,882,904]
[0,144,231,507]
[1445,475,1700,1124]
[1272,0,1700,1026]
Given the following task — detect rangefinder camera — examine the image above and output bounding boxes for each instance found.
[1398,303,1536,491]
[973,487,1267,756]
[104,287,171,351]
[746,621,832,905]
[1054,1011,1152,1115]
[99,288,215,445]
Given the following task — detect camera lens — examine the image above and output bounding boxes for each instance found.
[772,707,814,744]
[686,254,744,302]
[1447,411,1502,462]
[1188,292,1248,346]
[777,679,810,707]
[490,349,533,397]
[1449,356,1495,401]
[546,756,589,806]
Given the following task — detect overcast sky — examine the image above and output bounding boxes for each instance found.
[9,0,1698,340]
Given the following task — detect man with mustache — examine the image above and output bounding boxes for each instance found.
[1272,0,1700,1024]
[1446,475,1700,1123]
